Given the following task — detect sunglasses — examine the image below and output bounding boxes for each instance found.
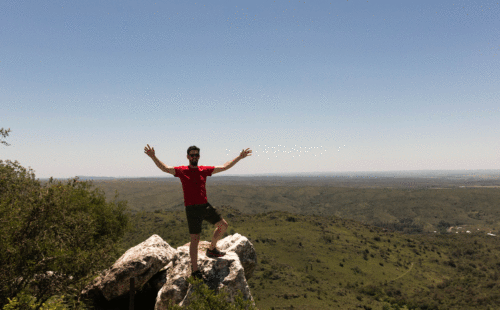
[189,154,200,158]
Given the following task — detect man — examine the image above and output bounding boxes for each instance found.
[144,144,252,281]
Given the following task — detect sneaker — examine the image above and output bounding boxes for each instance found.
[206,247,226,258]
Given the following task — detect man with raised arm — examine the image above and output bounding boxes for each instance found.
[144,144,252,281]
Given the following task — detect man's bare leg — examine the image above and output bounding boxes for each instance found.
[190,234,200,271]
[209,220,228,250]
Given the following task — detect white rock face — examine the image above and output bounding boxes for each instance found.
[155,233,257,310]
[82,233,258,309]
[82,234,177,301]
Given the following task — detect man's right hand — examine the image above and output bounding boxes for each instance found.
[144,144,155,158]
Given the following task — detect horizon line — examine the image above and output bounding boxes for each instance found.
[37,169,500,180]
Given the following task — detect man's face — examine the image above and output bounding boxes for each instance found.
[188,151,199,167]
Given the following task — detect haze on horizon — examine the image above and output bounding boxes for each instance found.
[2,0,499,180]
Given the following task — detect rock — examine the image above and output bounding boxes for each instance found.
[215,233,257,281]
[82,233,258,309]
[82,234,177,302]
[155,233,257,309]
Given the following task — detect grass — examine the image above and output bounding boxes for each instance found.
[63,179,500,309]
[115,205,500,309]
[65,179,500,235]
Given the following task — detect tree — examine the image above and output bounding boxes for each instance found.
[1,127,12,146]
[0,159,132,309]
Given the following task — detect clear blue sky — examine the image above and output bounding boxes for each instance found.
[2,0,499,180]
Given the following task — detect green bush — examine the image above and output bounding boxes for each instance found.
[2,290,88,310]
[2,290,39,310]
[0,159,132,309]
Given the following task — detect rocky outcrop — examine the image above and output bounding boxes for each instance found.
[155,234,257,309]
[82,235,177,301]
[82,233,257,310]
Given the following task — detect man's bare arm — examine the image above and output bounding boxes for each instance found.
[223,156,242,170]
[152,156,175,175]
[213,156,240,174]
[213,148,252,174]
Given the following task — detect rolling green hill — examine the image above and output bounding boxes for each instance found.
[72,178,500,235]
[37,178,500,309]
[117,204,500,310]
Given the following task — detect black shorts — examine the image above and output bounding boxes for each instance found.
[185,202,222,235]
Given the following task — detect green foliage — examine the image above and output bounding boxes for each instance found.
[0,127,11,146]
[119,205,500,309]
[2,290,39,310]
[373,218,424,234]
[2,290,89,310]
[0,159,132,309]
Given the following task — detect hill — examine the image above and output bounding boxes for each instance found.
[40,176,500,235]
[37,176,500,309]
[119,205,500,310]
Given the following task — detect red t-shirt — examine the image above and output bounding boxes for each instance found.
[174,166,215,206]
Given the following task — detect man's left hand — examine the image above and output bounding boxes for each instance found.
[239,148,252,159]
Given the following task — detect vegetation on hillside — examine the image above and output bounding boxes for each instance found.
[0,159,131,309]
[3,159,500,309]
[122,205,500,310]
[74,179,500,235]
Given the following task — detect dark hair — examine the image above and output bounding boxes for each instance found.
[187,145,200,156]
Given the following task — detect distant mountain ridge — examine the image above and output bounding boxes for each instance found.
[37,169,500,182]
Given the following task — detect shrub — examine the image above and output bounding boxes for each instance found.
[0,159,132,308]
[359,284,383,297]
[2,290,88,310]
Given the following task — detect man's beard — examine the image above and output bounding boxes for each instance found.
[190,160,198,167]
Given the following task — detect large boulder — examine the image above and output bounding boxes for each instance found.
[82,234,177,302]
[155,233,257,309]
[81,233,258,310]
